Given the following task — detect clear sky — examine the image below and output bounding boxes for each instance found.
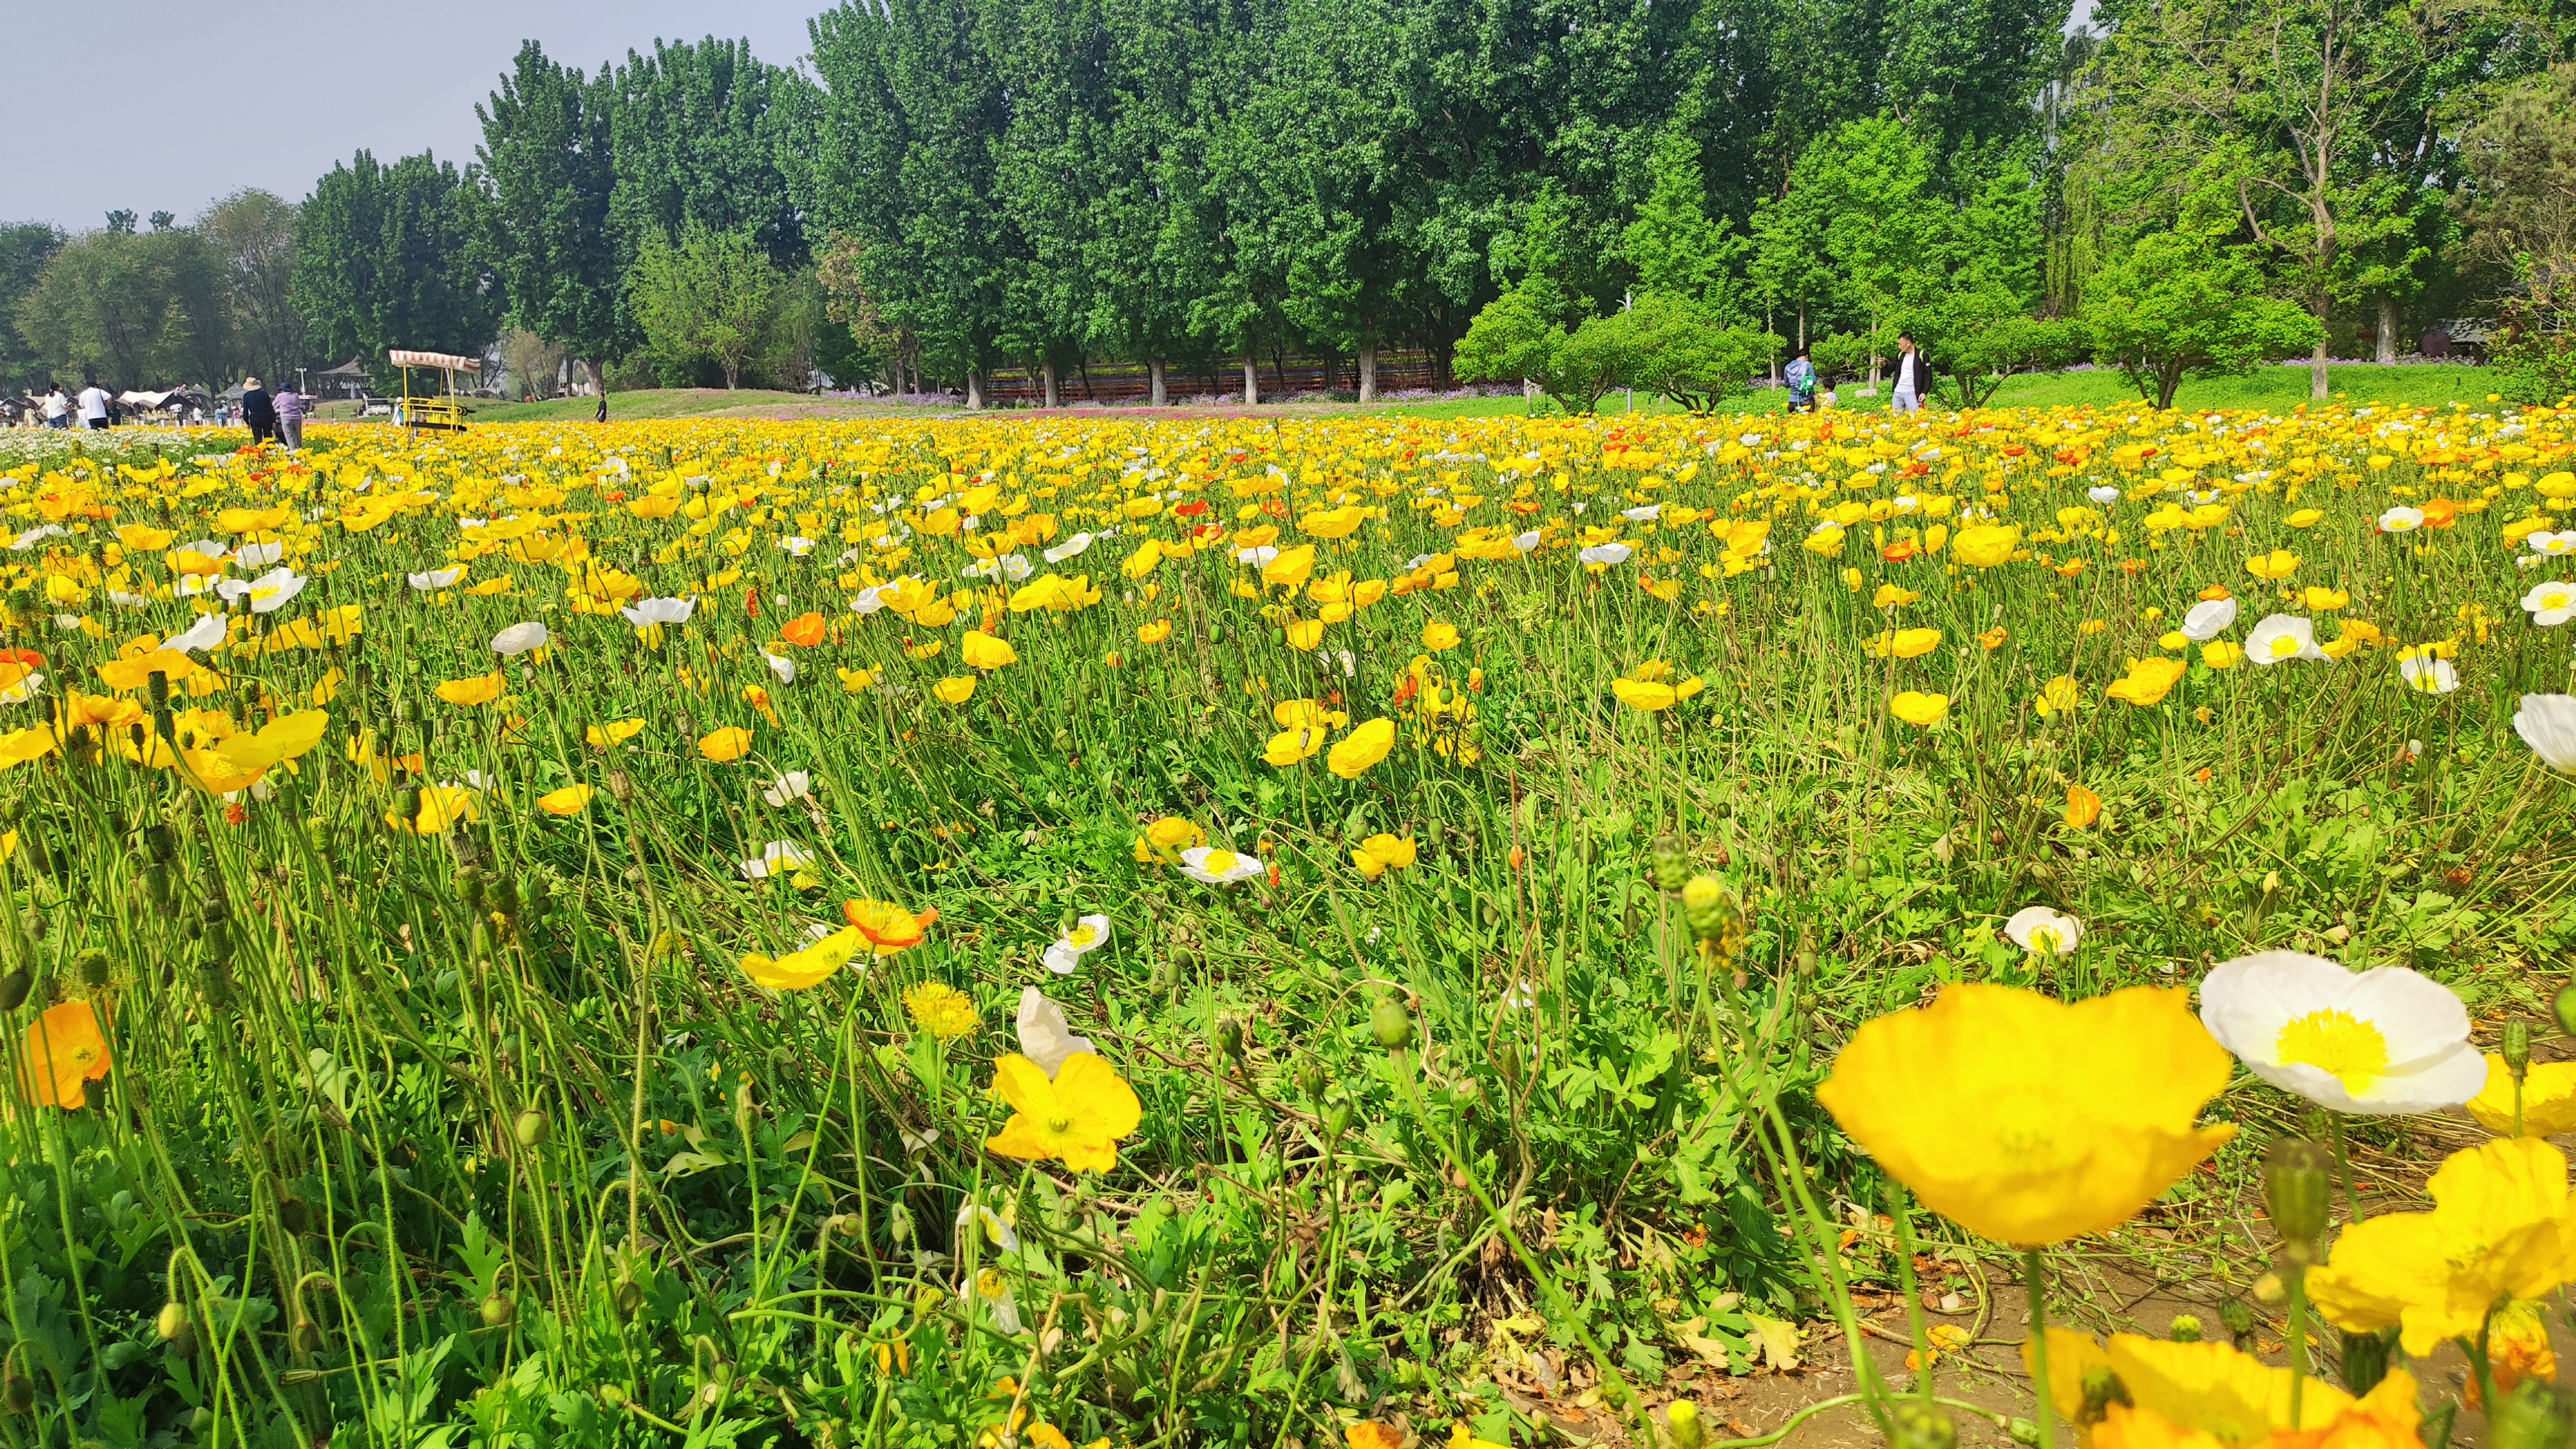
[0,0,823,233]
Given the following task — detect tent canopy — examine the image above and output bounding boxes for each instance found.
[389,350,481,372]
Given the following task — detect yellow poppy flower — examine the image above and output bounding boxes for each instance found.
[698,726,755,762]
[1420,620,1461,651]
[586,718,647,749]
[537,785,595,817]
[960,630,1016,670]
[932,676,977,704]
[20,1000,110,1111]
[1889,690,1949,726]
[2104,657,2188,707]
[740,927,864,991]
[984,1052,1143,1173]
[1817,983,2234,1246]
[1950,524,2020,568]
[2308,1136,2576,1355]
[2244,549,2300,580]
[1137,619,1173,644]
[1134,817,1206,863]
[1351,834,1416,878]
[2466,1053,2576,1137]
[435,672,504,708]
[2064,784,2103,828]
[1327,718,1396,778]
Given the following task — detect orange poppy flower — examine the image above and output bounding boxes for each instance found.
[776,612,827,648]
[21,1000,109,1110]
[843,899,938,955]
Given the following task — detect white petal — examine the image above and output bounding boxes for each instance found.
[2334,967,2471,1069]
[2198,950,2362,1064]
[2345,1039,2487,1113]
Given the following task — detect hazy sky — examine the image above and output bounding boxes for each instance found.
[1,1,822,232]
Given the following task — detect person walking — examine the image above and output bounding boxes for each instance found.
[273,382,305,452]
[1890,333,1930,415]
[75,380,111,430]
[1783,347,1817,414]
[39,385,68,430]
[240,377,276,447]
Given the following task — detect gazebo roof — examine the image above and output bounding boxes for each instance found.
[316,356,370,377]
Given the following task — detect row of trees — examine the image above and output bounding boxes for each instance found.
[7,0,2571,407]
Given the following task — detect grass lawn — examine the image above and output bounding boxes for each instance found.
[298,362,2504,434]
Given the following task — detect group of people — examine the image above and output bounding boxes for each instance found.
[26,376,305,449]
[1781,333,1934,415]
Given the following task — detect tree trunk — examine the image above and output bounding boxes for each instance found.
[1797,306,1807,351]
[1767,307,1780,381]
[2376,295,2400,365]
[1272,347,1289,395]
[967,370,984,410]
[1148,358,1167,407]
[1079,361,1096,400]
[723,360,739,390]
[2312,332,2331,401]
[1242,351,1258,406]
[1043,358,1060,409]
[1358,342,1377,404]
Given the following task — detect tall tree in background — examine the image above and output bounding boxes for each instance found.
[0,224,65,391]
[479,40,626,401]
[629,225,785,389]
[1086,0,1227,404]
[15,228,231,389]
[604,37,804,268]
[293,152,501,382]
[200,189,305,388]
[984,0,1108,404]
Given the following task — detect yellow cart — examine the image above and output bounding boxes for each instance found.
[390,349,480,433]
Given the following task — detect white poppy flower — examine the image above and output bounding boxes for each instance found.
[737,841,813,880]
[763,771,812,807]
[954,1201,1020,1254]
[409,567,467,590]
[1178,845,1263,885]
[764,650,796,685]
[2198,951,2484,1113]
[1577,543,1633,566]
[2180,598,2238,642]
[491,621,548,656]
[2002,906,2082,957]
[9,525,67,552]
[775,536,816,557]
[1621,504,1663,522]
[220,566,306,614]
[620,596,695,628]
[2087,485,2122,505]
[1513,530,1542,552]
[2246,613,2328,665]
[0,671,43,705]
[1042,532,1095,564]
[231,541,284,568]
[1043,914,1112,976]
[1234,546,1280,567]
[1015,986,1097,1075]
[2398,654,2459,694]
[2378,506,2425,533]
[177,539,228,562]
[108,591,151,609]
[2523,581,2576,627]
[2529,531,2576,557]
[167,612,228,654]
[2516,693,2576,771]
[851,581,903,614]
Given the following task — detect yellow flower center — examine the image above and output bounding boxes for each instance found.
[2268,634,2300,658]
[1046,1114,1072,1134]
[1982,1087,2085,1177]
[1067,924,1098,948]
[2027,927,2063,956]
[2275,1008,2388,1095]
[1201,849,1238,874]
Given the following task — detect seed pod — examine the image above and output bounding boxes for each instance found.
[1651,834,1689,894]
[2077,1366,2131,1426]
[74,949,109,988]
[1370,994,1414,1053]
[2263,1137,2333,1260]
[2218,1299,2255,1341]
[143,861,171,908]
[1680,875,1748,960]
[453,866,486,910]
[2506,1019,2534,1081]
[1213,1015,1245,1062]
[1887,1403,1955,1449]
[517,874,551,921]
[200,898,228,927]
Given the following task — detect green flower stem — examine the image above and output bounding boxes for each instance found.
[2024,1248,2056,1449]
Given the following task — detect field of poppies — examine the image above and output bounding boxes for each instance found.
[3,396,2576,1449]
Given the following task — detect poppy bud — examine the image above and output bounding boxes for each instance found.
[1652,834,1689,894]
[888,1202,915,1246]
[291,1315,323,1354]
[155,1301,190,1342]
[0,972,27,1012]
[515,1110,550,1148]
[1667,1399,1710,1449]
[518,874,550,920]
[2263,1137,2332,1259]
[2340,1328,2389,1397]
[479,1292,515,1327]
[2077,1367,2131,1425]
[1214,1015,1245,1062]
[1888,1403,1956,1449]
[74,949,108,987]
[2490,1378,2575,1449]
[147,670,170,710]
[1370,994,1414,1052]
[278,1196,313,1235]
[2506,1019,2533,1081]
[1296,1058,1326,1102]
[2166,1315,2203,1343]
[1680,875,1747,959]
[2,1352,31,1414]
[453,866,485,909]
[1323,1100,1353,1139]
[2555,983,2576,1040]
[188,1409,214,1436]
[2005,1420,2040,1447]
[2218,1299,2254,1341]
